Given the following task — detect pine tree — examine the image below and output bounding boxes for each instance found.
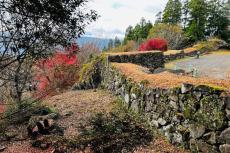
[155,11,162,24]
[162,0,182,24]
[114,36,121,47]
[124,18,152,43]
[182,0,189,29]
[124,25,133,44]
[206,0,229,42]
[186,0,207,42]
[102,46,107,52]
[108,39,114,49]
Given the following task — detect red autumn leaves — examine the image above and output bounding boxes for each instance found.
[139,38,168,52]
[34,43,80,97]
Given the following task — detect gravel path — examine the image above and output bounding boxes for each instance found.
[172,53,230,79]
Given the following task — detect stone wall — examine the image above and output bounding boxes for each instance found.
[164,51,185,62]
[73,54,230,153]
[100,64,230,153]
[164,50,200,62]
[107,51,164,70]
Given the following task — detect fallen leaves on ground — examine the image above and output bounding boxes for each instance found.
[112,63,230,90]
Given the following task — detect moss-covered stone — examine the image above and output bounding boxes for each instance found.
[140,79,150,87]
[182,94,199,119]
[108,51,164,69]
[76,55,107,89]
[194,96,226,130]
[194,85,224,94]
[130,86,142,98]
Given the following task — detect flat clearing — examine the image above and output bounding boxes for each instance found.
[165,51,230,80]
[105,50,161,56]
[112,62,230,90]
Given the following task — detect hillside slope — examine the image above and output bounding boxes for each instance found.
[3,90,187,153]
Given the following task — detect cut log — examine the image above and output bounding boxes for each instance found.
[36,121,48,135]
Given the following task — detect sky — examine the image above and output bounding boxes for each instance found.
[84,0,168,39]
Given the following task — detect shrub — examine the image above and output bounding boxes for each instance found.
[184,38,228,53]
[194,38,227,51]
[107,40,137,52]
[78,99,154,152]
[73,55,107,90]
[148,23,185,49]
[34,43,80,97]
[139,38,168,51]
[77,42,100,65]
[2,99,55,125]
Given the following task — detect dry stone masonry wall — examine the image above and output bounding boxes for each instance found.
[101,65,230,153]
[164,50,201,62]
[108,51,164,70]
[73,53,230,153]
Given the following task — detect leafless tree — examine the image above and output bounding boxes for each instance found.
[78,42,101,64]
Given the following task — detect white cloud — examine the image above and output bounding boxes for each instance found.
[85,0,168,39]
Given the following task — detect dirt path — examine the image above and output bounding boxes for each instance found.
[3,89,187,153]
[44,89,116,138]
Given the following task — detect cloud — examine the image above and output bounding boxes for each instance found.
[86,28,125,39]
[111,2,125,9]
[145,5,163,14]
[84,0,168,39]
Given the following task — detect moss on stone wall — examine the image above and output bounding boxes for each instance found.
[194,96,226,130]
[73,51,230,153]
[74,55,107,90]
[108,51,164,69]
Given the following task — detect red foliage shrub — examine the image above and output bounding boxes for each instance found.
[139,38,168,51]
[0,104,5,114]
[34,43,80,97]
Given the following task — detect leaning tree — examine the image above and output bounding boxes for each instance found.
[0,0,98,103]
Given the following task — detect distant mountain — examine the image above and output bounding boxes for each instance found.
[77,37,110,50]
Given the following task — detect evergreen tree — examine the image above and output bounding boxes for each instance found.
[114,36,121,47]
[206,0,229,42]
[186,0,207,42]
[102,46,107,52]
[108,39,114,49]
[182,0,190,29]
[124,18,152,43]
[155,11,162,24]
[124,25,134,44]
[138,18,147,40]
[140,19,153,40]
[162,0,182,24]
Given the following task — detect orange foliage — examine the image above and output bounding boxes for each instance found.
[112,63,230,90]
